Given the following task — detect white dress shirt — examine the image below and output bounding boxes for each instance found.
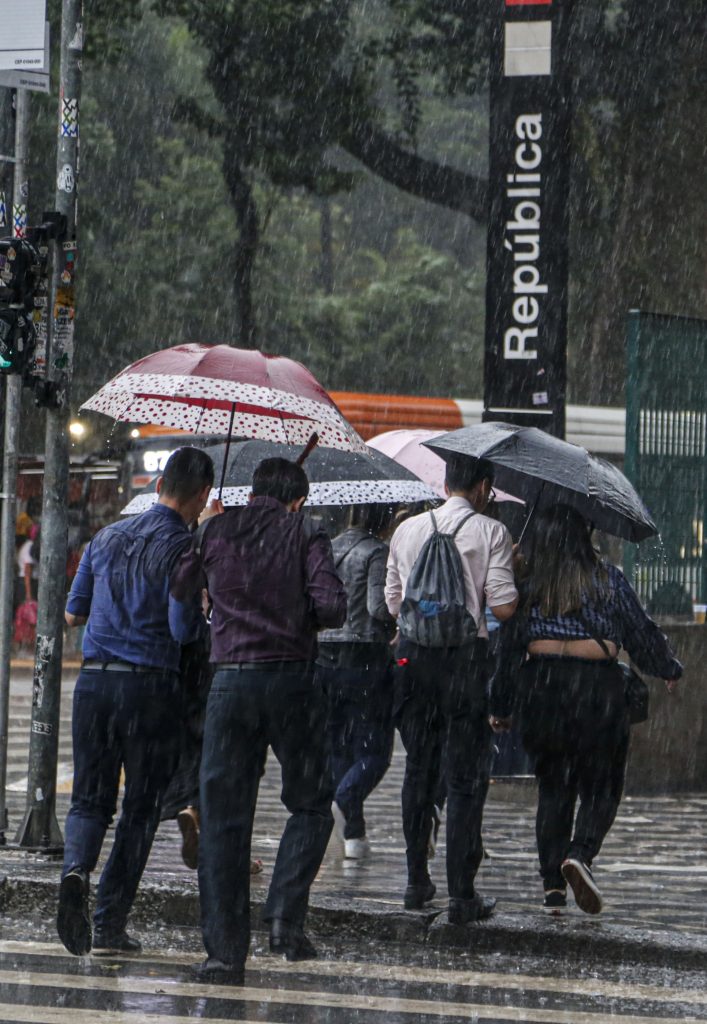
[385,496,518,640]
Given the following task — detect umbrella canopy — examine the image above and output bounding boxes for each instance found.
[369,428,523,504]
[424,422,657,542]
[121,439,438,514]
[81,343,366,454]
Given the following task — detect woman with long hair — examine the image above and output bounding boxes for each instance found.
[490,504,682,915]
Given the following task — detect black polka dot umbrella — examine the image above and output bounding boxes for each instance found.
[121,439,439,514]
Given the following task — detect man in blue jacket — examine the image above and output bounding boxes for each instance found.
[57,446,214,957]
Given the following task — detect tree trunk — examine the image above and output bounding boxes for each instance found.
[224,154,259,348]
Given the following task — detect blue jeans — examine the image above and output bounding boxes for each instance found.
[317,662,393,839]
[198,663,333,967]
[62,668,181,935]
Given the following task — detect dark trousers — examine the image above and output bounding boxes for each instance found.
[317,661,394,839]
[394,639,492,900]
[517,656,631,890]
[63,668,181,935]
[198,663,333,967]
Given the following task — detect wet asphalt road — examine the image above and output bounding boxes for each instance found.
[0,920,705,1024]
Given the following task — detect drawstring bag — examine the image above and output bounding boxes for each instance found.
[398,511,478,648]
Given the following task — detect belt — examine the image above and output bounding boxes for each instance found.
[81,660,166,674]
[214,660,310,672]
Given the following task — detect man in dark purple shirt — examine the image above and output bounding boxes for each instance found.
[171,457,346,984]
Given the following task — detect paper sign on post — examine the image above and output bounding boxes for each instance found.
[0,21,50,92]
[0,0,47,71]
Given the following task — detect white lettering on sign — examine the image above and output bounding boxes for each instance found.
[143,450,172,473]
[503,114,546,361]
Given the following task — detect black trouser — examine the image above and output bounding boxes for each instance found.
[198,663,333,968]
[317,652,394,840]
[517,656,630,890]
[394,638,492,900]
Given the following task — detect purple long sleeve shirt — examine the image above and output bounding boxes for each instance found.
[171,496,347,664]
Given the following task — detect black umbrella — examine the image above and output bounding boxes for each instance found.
[424,422,657,542]
[121,438,438,514]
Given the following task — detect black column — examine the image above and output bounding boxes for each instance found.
[483,0,571,438]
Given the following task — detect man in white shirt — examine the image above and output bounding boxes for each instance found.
[385,456,518,924]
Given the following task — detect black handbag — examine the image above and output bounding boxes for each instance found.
[576,613,650,726]
[620,662,650,725]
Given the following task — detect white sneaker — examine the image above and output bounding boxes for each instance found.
[331,801,347,842]
[344,837,370,859]
[561,858,603,915]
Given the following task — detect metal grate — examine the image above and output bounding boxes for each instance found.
[625,310,707,609]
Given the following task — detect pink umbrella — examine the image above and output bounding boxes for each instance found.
[81,343,366,454]
[368,428,523,503]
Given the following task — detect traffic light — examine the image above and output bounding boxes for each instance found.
[0,237,41,378]
[0,306,35,375]
[0,237,42,310]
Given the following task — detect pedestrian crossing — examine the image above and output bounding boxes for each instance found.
[0,939,704,1023]
[4,671,707,949]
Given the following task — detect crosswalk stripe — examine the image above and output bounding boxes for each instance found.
[0,1005,266,1024]
[1,941,705,1009]
[0,969,702,1023]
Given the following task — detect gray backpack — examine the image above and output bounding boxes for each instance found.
[398,511,478,648]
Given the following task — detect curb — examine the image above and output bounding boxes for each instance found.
[2,874,706,971]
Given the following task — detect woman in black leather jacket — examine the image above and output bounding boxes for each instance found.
[317,504,397,859]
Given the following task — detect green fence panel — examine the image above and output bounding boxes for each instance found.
[624,310,707,611]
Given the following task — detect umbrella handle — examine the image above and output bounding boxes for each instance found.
[297,432,319,466]
[218,404,237,499]
[517,480,545,546]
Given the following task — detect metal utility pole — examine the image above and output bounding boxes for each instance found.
[16,2,83,850]
[0,88,30,844]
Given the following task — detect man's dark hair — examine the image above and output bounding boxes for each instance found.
[160,447,215,502]
[252,457,309,505]
[444,456,494,494]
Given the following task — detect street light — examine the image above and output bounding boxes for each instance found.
[68,420,85,439]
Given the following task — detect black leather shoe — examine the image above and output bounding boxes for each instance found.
[57,869,91,956]
[92,931,142,955]
[269,919,317,961]
[191,958,245,985]
[448,894,497,925]
[404,881,436,910]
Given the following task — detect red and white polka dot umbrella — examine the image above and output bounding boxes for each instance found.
[80,343,366,453]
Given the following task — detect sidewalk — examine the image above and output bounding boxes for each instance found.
[2,688,706,969]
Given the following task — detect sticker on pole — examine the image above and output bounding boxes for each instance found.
[0,0,47,71]
[61,98,79,138]
[57,164,75,193]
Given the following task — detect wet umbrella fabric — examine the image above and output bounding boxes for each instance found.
[368,427,524,504]
[120,439,439,514]
[424,422,657,542]
[80,343,366,454]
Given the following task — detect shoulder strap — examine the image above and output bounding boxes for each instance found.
[429,511,438,533]
[450,511,476,539]
[574,606,615,660]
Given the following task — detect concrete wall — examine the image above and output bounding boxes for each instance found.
[625,623,707,794]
